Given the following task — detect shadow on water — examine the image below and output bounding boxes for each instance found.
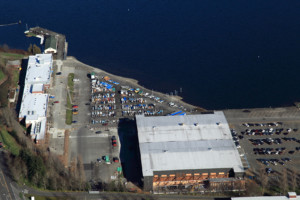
[15,58,28,114]
[118,118,143,187]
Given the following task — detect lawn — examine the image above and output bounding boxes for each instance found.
[67,73,74,98]
[0,127,21,156]
[65,93,73,125]
[11,69,20,87]
[66,73,74,125]
[0,52,25,60]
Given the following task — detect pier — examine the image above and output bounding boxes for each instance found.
[25,26,68,60]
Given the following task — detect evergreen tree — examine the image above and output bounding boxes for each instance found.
[27,44,33,54]
[32,44,41,54]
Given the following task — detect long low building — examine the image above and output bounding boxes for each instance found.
[19,54,53,143]
[136,111,245,193]
[232,192,299,200]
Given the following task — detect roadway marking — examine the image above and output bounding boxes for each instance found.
[0,170,12,200]
[69,134,108,138]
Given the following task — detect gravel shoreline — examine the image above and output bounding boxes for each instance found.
[64,56,205,112]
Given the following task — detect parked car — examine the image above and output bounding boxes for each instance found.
[113,157,119,163]
[54,101,59,103]
[112,136,117,147]
[56,72,62,75]
[266,168,273,174]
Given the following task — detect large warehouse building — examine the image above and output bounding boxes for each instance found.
[19,54,53,143]
[136,111,245,193]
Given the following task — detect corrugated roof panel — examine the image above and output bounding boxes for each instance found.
[136,112,244,177]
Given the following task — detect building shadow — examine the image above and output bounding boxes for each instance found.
[15,58,28,114]
[118,118,143,187]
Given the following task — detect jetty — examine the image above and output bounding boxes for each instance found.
[25,26,68,60]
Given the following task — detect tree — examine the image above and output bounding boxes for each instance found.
[27,44,33,54]
[77,156,86,190]
[259,165,268,195]
[291,167,298,192]
[280,168,288,195]
[32,44,41,54]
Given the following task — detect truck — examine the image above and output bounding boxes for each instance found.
[102,155,111,164]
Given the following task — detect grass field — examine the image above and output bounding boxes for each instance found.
[0,52,25,60]
[66,93,73,125]
[65,73,75,125]
[11,69,20,87]
[68,73,74,98]
[0,127,21,156]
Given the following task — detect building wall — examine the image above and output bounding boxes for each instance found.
[44,48,57,54]
[153,168,233,177]
[144,168,243,192]
[144,176,154,191]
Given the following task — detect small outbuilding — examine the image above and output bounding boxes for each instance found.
[44,35,57,54]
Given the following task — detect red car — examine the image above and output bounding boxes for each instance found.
[72,105,78,108]
[111,136,117,147]
[54,101,59,103]
[113,157,119,163]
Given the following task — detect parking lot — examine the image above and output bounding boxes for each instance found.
[47,57,197,187]
[88,73,193,130]
[224,108,300,184]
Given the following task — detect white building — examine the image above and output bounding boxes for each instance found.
[44,36,57,54]
[136,112,245,192]
[232,192,299,200]
[25,54,53,87]
[19,54,52,143]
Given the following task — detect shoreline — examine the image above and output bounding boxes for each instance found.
[65,56,205,112]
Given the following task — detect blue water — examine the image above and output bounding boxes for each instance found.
[1,0,300,109]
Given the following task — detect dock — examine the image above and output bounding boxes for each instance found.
[25,26,68,60]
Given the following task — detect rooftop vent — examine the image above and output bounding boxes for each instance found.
[288,192,297,199]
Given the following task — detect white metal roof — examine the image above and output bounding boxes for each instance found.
[232,195,300,200]
[136,112,244,177]
[31,84,44,93]
[30,117,47,141]
[19,84,48,120]
[136,111,232,143]
[25,54,52,85]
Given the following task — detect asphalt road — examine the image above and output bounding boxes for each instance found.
[0,151,16,200]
